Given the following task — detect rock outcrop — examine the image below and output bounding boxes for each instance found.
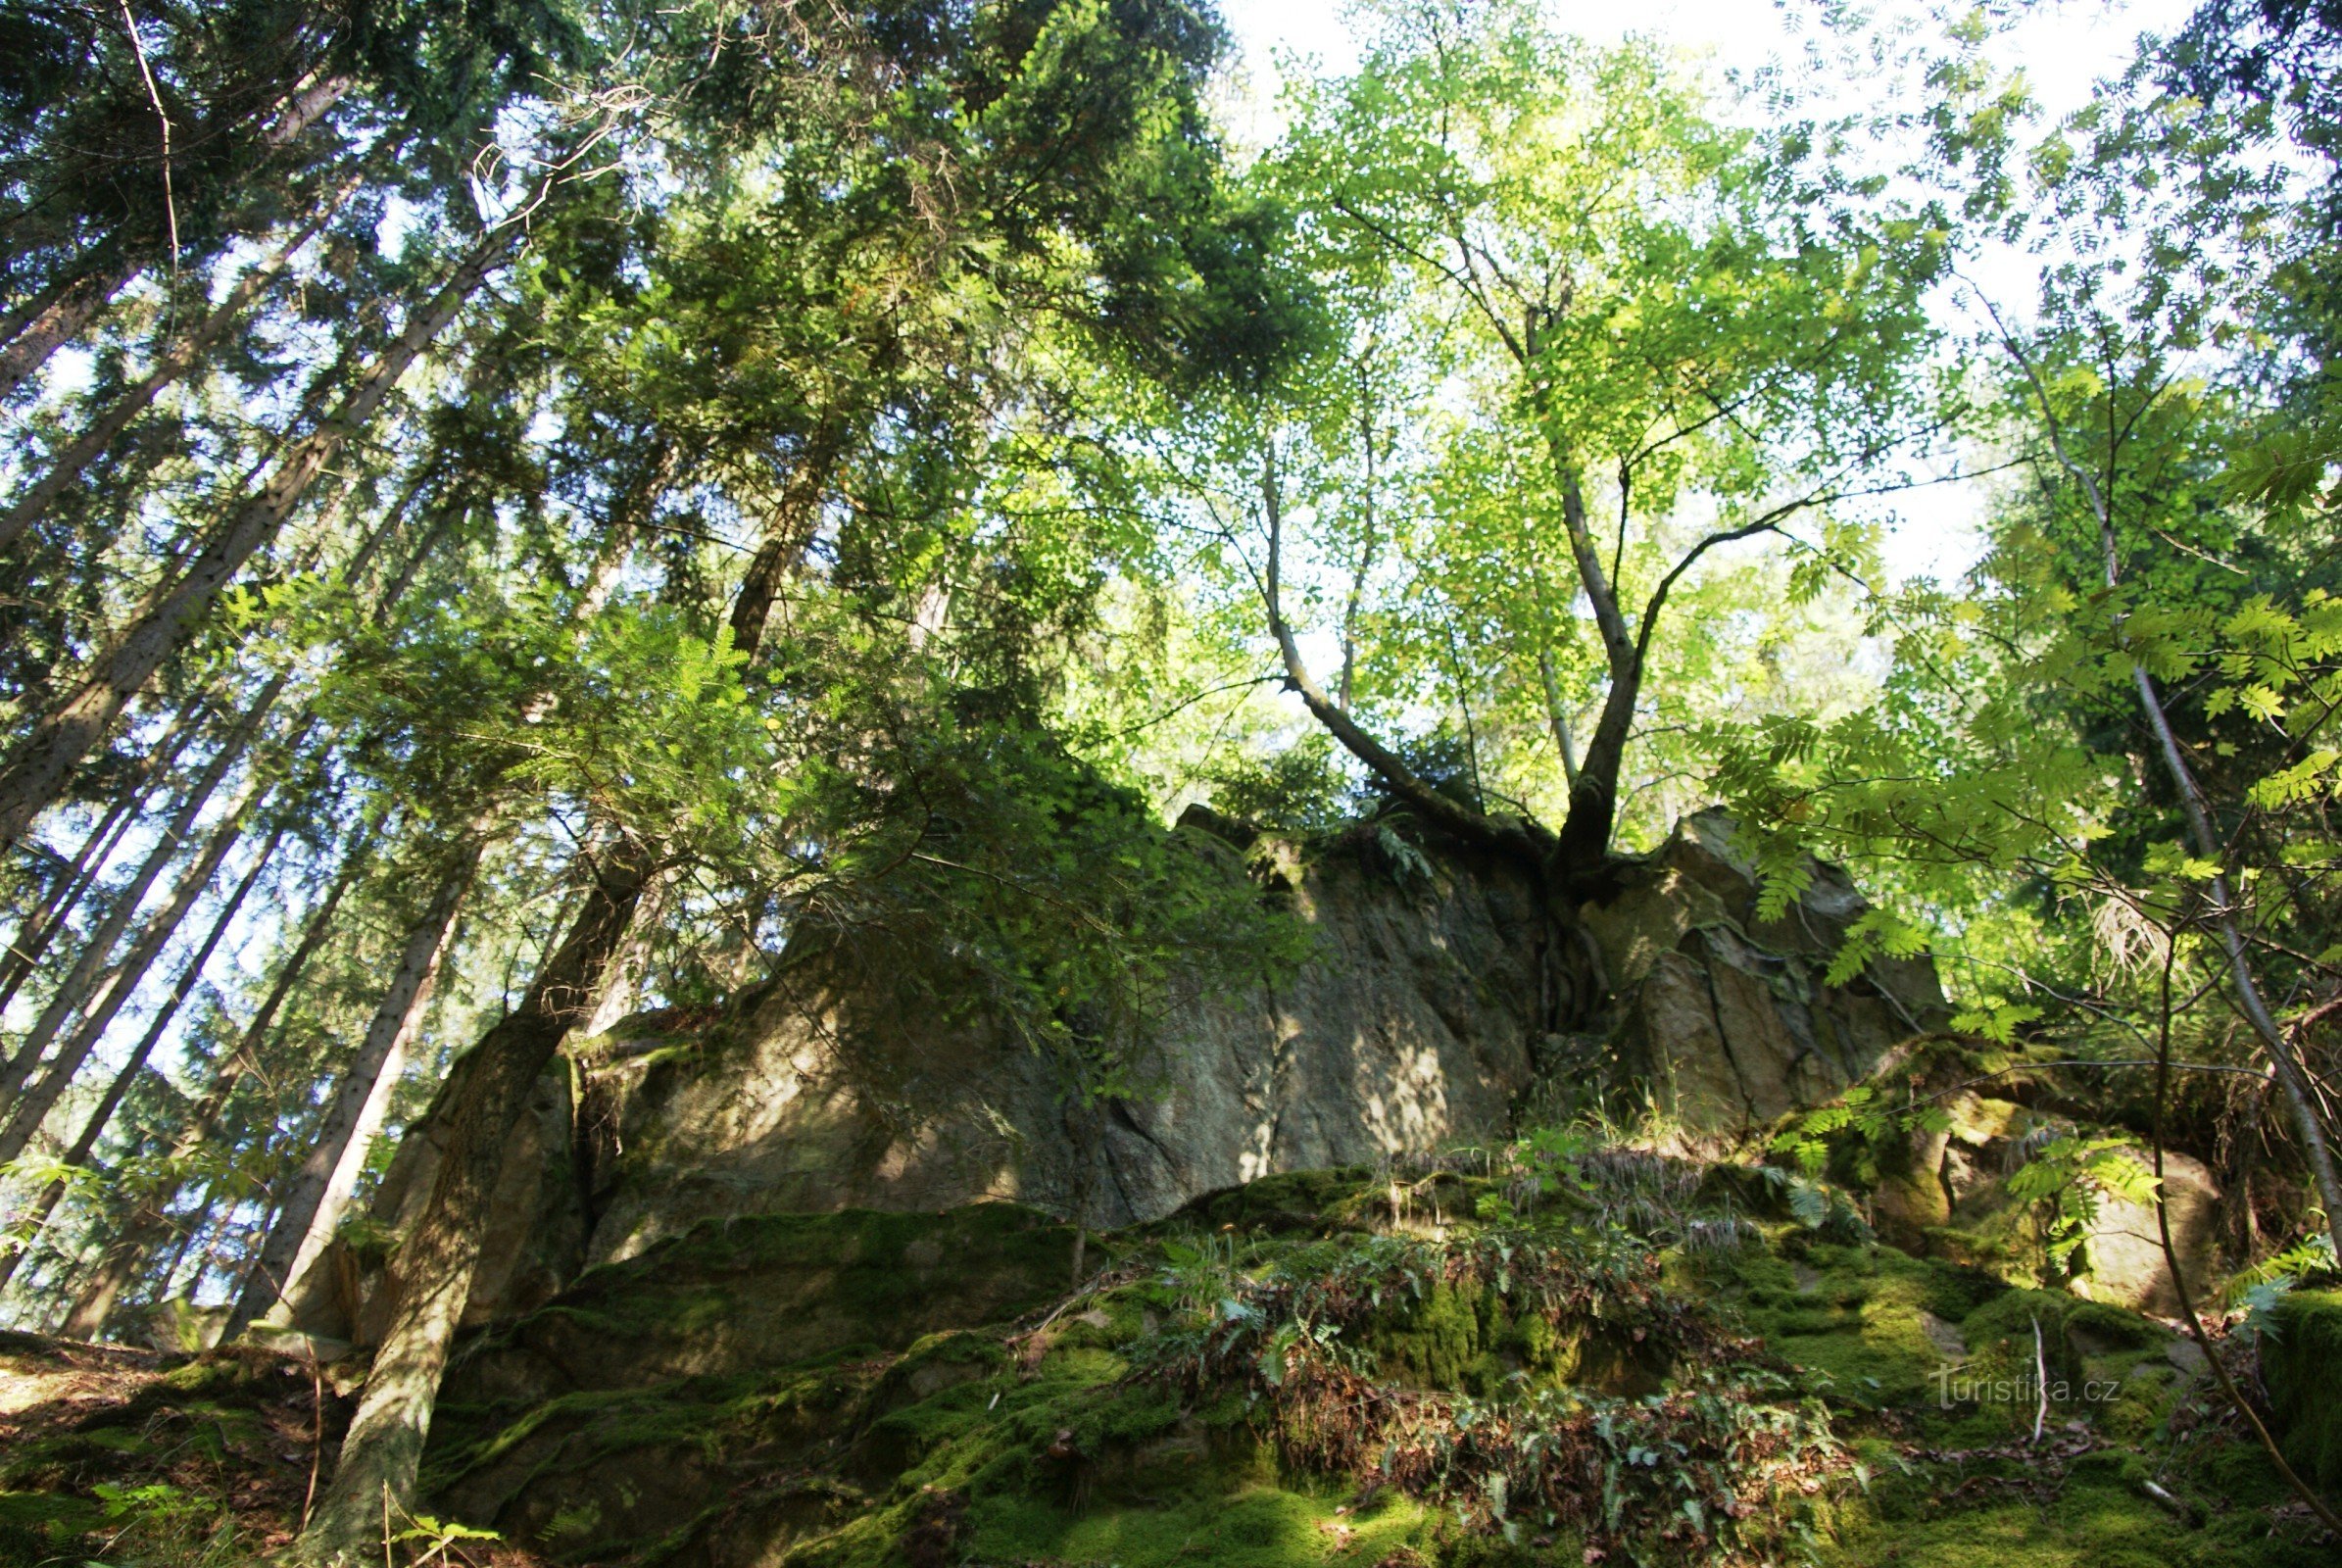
[284,808,1948,1343]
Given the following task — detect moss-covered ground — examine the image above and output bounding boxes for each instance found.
[0,1162,2333,1567]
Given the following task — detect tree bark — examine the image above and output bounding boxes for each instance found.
[0,270,77,354]
[0,682,283,1118]
[1555,652,1640,871]
[0,187,353,554]
[0,764,274,1168]
[1544,464,1638,871]
[226,843,476,1338]
[0,225,515,851]
[59,826,371,1338]
[728,416,849,661]
[0,735,172,1018]
[0,823,281,1295]
[295,838,652,1566]
[0,255,137,404]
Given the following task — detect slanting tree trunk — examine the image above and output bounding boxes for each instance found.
[0,689,214,1015]
[0,224,516,851]
[1259,444,1543,862]
[0,186,354,554]
[0,254,137,404]
[0,764,278,1168]
[727,415,850,662]
[0,800,135,1017]
[296,839,652,1566]
[0,759,158,1018]
[0,683,283,1118]
[60,825,373,1338]
[2002,338,2342,1262]
[0,825,282,1295]
[0,270,78,354]
[226,844,477,1338]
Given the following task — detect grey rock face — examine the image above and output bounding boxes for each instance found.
[1592,811,1945,1131]
[577,823,1549,1265]
[293,809,1942,1340]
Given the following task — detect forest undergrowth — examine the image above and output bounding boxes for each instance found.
[4,1121,2337,1568]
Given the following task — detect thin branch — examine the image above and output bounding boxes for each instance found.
[119,0,179,327]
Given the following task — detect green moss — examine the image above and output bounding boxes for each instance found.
[1821,1467,2331,1566]
[18,1168,2320,1568]
[1363,1277,1583,1396]
[1715,1236,1984,1406]
[1165,1167,1382,1232]
[969,1478,1432,1568]
[2263,1288,2342,1495]
[0,1490,103,1567]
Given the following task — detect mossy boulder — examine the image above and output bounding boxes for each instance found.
[2263,1288,2342,1496]
[7,1160,2333,1567]
[442,1201,1077,1405]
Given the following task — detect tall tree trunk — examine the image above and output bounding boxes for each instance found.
[0,799,134,1017]
[0,683,283,1117]
[0,690,210,1015]
[0,825,281,1295]
[727,416,849,661]
[1545,465,1639,873]
[0,254,137,404]
[0,225,515,851]
[1554,658,1640,872]
[0,270,77,353]
[59,826,371,1338]
[1,775,146,1017]
[226,844,476,1338]
[0,764,276,1167]
[0,188,353,554]
[296,839,652,1566]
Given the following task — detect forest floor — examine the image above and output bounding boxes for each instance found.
[0,1160,2334,1568]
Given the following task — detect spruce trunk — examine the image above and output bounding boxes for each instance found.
[0,765,275,1167]
[60,829,371,1338]
[295,840,651,1566]
[0,825,281,1296]
[226,845,476,1338]
[0,683,283,1117]
[0,227,513,850]
[0,256,136,404]
[0,189,352,554]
